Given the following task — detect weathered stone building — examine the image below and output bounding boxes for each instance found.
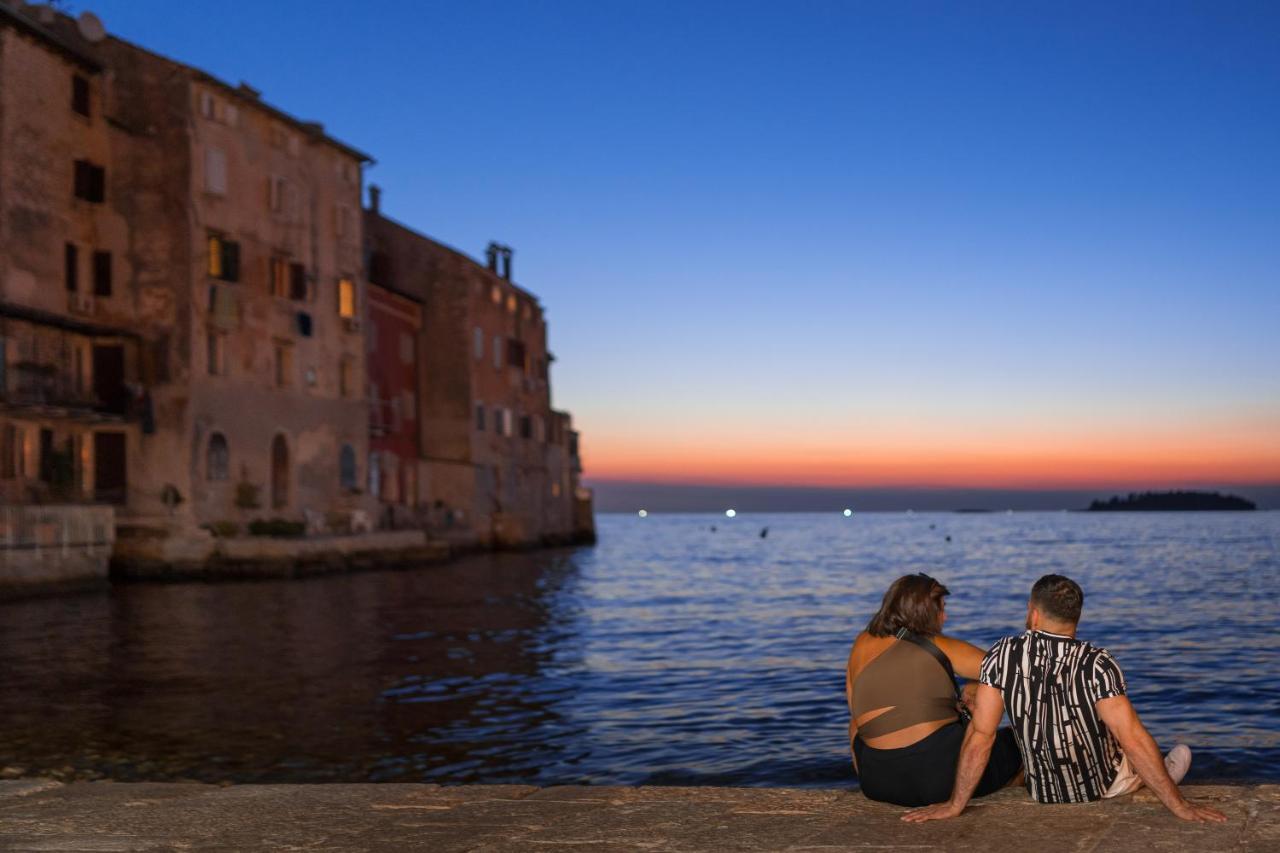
[366,281,422,521]
[364,196,593,547]
[0,5,139,510]
[3,3,592,582]
[1,3,376,546]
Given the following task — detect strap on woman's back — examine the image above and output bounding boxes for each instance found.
[853,638,959,739]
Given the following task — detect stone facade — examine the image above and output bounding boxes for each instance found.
[366,282,422,521]
[0,8,142,509]
[364,205,593,547]
[1,4,377,543]
[2,3,593,570]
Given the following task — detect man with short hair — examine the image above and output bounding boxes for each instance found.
[903,574,1227,823]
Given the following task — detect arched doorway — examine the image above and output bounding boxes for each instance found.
[270,434,289,509]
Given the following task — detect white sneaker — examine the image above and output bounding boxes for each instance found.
[1164,744,1192,785]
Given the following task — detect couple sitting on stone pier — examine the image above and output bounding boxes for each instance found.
[844,573,1227,823]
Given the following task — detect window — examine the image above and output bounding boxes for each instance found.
[475,401,485,432]
[492,334,502,369]
[519,414,531,439]
[207,234,240,281]
[199,90,215,118]
[92,251,112,297]
[270,256,288,298]
[274,341,293,387]
[204,147,227,195]
[506,338,526,370]
[338,279,356,318]
[289,263,307,301]
[73,160,105,202]
[339,444,357,490]
[206,433,229,481]
[367,251,391,286]
[473,327,484,360]
[72,75,90,117]
[64,243,78,292]
[206,329,225,375]
[0,423,15,479]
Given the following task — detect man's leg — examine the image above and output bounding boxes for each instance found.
[1104,745,1192,798]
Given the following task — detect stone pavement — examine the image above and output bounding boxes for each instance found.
[0,779,1273,852]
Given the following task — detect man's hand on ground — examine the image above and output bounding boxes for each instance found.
[901,802,963,823]
[1170,801,1228,823]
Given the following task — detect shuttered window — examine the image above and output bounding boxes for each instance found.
[93,251,112,297]
[205,146,227,195]
[64,243,78,292]
[73,160,105,202]
[72,75,90,117]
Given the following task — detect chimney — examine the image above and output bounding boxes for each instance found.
[368,184,381,214]
[485,242,500,273]
[500,246,513,281]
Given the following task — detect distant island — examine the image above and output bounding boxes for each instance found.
[1086,490,1257,512]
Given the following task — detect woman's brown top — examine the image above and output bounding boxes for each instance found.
[851,637,958,739]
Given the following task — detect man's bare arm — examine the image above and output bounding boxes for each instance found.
[1095,696,1226,823]
[901,683,1004,822]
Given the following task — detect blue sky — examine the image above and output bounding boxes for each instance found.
[86,1,1280,496]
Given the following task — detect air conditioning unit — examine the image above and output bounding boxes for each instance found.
[344,317,362,333]
[68,292,95,315]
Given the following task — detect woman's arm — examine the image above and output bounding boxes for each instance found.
[846,638,860,772]
[934,635,986,681]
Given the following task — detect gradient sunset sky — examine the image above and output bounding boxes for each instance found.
[91,1,1280,502]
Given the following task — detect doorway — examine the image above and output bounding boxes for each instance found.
[94,431,126,504]
[92,344,127,414]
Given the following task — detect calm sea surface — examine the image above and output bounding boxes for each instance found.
[1,511,1276,786]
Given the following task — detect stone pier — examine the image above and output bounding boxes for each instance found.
[0,780,1272,851]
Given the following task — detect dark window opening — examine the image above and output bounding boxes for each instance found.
[506,338,526,369]
[519,415,532,439]
[208,233,240,282]
[367,250,391,286]
[72,74,90,117]
[289,262,307,300]
[64,243,78,292]
[73,159,105,202]
[92,250,112,297]
[339,444,357,490]
[475,403,486,432]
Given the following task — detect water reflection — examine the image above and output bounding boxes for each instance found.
[0,512,1276,786]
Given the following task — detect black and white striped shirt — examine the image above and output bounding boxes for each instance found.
[979,630,1127,803]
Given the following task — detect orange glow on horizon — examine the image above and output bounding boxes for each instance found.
[581,416,1280,489]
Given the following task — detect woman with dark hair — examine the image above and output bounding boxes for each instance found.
[845,573,1022,806]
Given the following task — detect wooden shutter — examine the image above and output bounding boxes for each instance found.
[93,251,112,297]
[65,243,78,292]
[222,241,240,282]
[289,263,306,300]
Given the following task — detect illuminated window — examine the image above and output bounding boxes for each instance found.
[338,279,356,318]
[506,294,517,314]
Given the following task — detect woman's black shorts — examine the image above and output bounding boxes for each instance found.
[854,721,1022,807]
